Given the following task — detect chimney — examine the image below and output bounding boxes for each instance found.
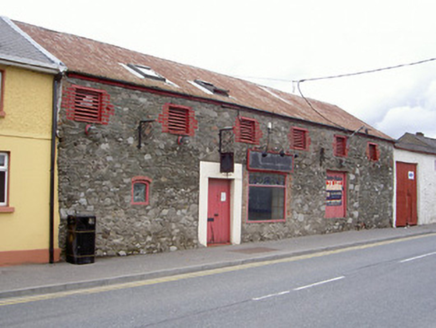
[416,132,424,137]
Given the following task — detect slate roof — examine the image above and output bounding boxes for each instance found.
[395,133,436,155]
[0,17,64,72]
[13,19,391,140]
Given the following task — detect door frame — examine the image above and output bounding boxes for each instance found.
[198,161,242,247]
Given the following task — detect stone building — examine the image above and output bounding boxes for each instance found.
[14,20,394,257]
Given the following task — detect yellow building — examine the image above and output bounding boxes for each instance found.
[0,17,65,265]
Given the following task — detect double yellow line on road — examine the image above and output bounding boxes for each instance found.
[1,233,434,307]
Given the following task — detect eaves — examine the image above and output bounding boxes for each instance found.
[0,55,64,75]
[395,144,436,156]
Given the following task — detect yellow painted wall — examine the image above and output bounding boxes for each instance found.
[0,65,60,260]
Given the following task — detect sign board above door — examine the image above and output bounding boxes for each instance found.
[247,149,293,173]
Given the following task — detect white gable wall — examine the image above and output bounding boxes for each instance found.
[394,148,436,225]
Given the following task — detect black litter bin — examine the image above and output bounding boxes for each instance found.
[66,215,96,264]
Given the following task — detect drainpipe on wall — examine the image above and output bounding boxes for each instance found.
[49,73,62,264]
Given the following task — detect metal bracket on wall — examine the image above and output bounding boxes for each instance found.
[137,119,155,149]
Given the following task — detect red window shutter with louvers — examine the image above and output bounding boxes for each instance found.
[234,117,262,145]
[168,107,189,134]
[64,85,114,125]
[158,103,197,136]
[73,88,102,122]
[240,119,255,143]
[367,143,380,161]
[334,135,347,157]
[293,128,307,150]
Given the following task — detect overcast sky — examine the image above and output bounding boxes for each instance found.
[3,0,436,139]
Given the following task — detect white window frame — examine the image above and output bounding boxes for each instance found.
[0,152,9,206]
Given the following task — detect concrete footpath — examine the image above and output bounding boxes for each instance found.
[1,224,436,299]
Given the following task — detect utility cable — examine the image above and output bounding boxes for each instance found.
[239,57,436,84]
[241,57,436,131]
[296,81,344,129]
[295,57,436,83]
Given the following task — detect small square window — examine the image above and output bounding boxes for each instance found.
[131,176,152,205]
[367,143,380,161]
[334,135,348,157]
[234,117,262,145]
[290,127,310,150]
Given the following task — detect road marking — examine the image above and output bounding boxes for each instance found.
[399,251,436,263]
[252,290,290,301]
[293,276,345,291]
[1,233,435,307]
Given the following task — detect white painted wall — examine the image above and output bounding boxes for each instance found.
[198,161,243,247]
[394,149,436,226]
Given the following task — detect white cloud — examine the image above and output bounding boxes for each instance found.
[375,106,436,139]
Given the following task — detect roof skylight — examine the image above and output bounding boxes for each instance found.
[124,63,166,82]
[193,79,229,97]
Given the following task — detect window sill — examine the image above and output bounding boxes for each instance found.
[0,206,15,213]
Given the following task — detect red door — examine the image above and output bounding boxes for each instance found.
[396,162,417,227]
[325,171,346,218]
[207,179,231,245]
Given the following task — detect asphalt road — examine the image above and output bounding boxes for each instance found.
[1,234,435,328]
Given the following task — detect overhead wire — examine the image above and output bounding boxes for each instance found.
[239,56,436,131]
[239,57,436,84]
[295,57,436,83]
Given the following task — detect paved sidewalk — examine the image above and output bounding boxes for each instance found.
[1,224,436,299]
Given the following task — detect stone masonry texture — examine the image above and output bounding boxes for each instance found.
[57,78,394,257]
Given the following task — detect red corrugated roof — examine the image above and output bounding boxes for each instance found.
[15,20,391,140]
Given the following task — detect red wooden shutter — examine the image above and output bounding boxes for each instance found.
[158,103,197,136]
[74,88,102,122]
[234,117,262,145]
[240,119,255,143]
[334,136,347,157]
[168,106,189,134]
[292,128,307,150]
[64,85,114,125]
[367,143,380,161]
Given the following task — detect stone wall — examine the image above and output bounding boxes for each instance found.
[57,77,394,257]
[241,123,394,242]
